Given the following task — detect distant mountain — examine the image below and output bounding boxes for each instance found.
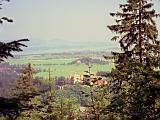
[21,39,119,55]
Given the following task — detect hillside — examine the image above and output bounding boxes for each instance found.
[69,57,108,65]
[21,39,119,55]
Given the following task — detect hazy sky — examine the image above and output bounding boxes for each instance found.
[0,0,159,43]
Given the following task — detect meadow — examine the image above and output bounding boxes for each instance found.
[8,54,114,78]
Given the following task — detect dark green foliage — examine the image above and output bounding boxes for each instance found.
[0,38,29,119]
[0,1,31,119]
[13,63,35,96]
[80,65,111,120]
[80,85,111,120]
[0,97,30,120]
[0,92,42,120]
[0,39,29,62]
[32,83,80,120]
[107,0,160,119]
[0,0,10,10]
[0,0,29,62]
[0,64,39,120]
[55,76,66,86]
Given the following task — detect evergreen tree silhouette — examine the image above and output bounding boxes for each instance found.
[107,0,160,119]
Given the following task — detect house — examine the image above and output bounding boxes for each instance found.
[69,73,83,84]
[94,79,107,86]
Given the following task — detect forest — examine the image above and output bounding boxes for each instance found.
[0,0,160,120]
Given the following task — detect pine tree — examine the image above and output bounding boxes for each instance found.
[0,1,31,119]
[12,63,37,119]
[0,0,29,62]
[13,63,35,98]
[33,68,80,120]
[38,68,57,120]
[81,65,111,120]
[107,0,160,119]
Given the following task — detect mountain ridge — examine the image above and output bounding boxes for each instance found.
[21,38,119,54]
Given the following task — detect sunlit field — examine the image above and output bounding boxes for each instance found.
[8,55,114,78]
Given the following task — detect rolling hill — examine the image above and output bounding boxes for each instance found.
[21,39,119,55]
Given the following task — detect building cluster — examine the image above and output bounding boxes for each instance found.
[68,73,107,86]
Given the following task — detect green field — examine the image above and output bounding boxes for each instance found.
[34,64,113,78]
[8,55,114,78]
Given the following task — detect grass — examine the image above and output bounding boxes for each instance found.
[8,56,114,78]
[35,64,113,78]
